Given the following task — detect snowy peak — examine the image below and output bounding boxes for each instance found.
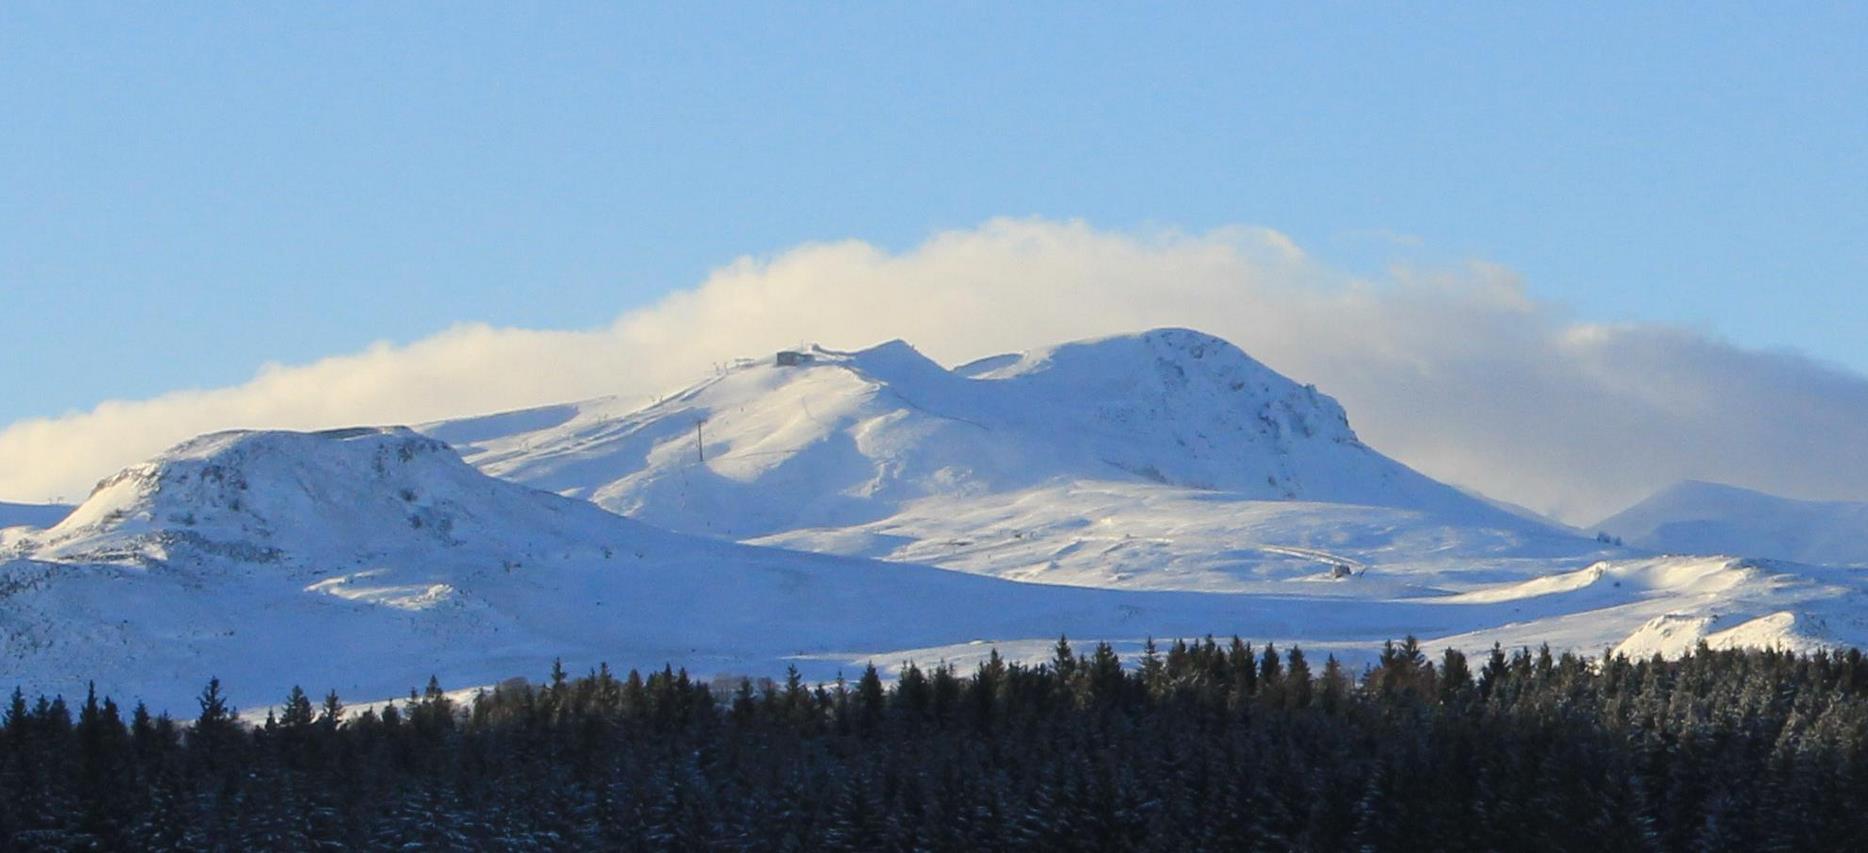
[37,427,622,563]
[428,328,1523,539]
[975,328,1333,405]
[976,328,1337,418]
[1636,480,1816,510]
[822,338,951,385]
[967,327,1363,477]
[55,428,450,537]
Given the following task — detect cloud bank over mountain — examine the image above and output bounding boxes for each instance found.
[4,218,1861,522]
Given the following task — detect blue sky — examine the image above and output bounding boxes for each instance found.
[3,3,1865,430]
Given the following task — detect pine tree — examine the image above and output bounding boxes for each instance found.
[1229,637,1258,696]
[896,663,931,720]
[1050,635,1077,682]
[1440,647,1474,706]
[971,650,1006,730]
[855,664,885,731]
[195,678,233,732]
[318,689,344,732]
[1480,642,1510,700]
[1319,655,1352,714]
[1256,643,1284,707]
[280,686,315,730]
[191,677,239,769]
[4,687,26,733]
[1140,638,1166,698]
[1285,647,1313,709]
[1087,642,1125,708]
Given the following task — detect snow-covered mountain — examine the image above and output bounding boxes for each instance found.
[431,329,1511,535]
[5,424,1862,715]
[0,426,1564,712]
[0,427,1296,711]
[1597,480,1868,567]
[426,328,1585,590]
[7,330,1868,714]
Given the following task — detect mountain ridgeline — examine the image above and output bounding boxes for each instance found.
[1597,479,1868,567]
[425,328,1523,539]
[4,328,1868,718]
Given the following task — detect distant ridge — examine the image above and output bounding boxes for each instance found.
[0,501,71,531]
[1597,480,1868,567]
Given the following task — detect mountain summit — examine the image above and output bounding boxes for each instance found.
[36,426,624,565]
[427,328,1509,540]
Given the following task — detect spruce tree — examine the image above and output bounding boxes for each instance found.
[1285,647,1313,709]
[280,686,314,730]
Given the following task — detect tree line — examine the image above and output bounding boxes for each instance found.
[4,636,1867,850]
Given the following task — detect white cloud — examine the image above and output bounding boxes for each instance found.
[5,217,1864,524]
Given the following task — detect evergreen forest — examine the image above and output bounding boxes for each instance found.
[5,637,1867,851]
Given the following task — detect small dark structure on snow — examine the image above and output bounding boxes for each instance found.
[775,350,814,367]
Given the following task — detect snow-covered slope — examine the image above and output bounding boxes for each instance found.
[5,427,1867,715]
[0,501,71,532]
[1597,480,1868,567]
[0,428,1293,711]
[427,329,1589,590]
[37,428,580,562]
[749,482,1608,594]
[431,329,1521,536]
